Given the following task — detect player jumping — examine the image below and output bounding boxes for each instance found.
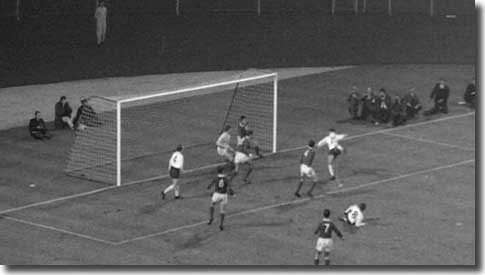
[207,166,234,231]
[340,203,367,227]
[294,140,319,198]
[161,144,184,200]
[317,129,347,186]
[314,209,344,266]
[216,125,235,162]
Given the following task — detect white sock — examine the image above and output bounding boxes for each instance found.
[164,184,175,194]
[174,185,180,197]
[328,165,334,177]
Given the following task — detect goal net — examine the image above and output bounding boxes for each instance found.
[65,70,278,186]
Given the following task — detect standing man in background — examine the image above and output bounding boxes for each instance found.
[94,1,108,46]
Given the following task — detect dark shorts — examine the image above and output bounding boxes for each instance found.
[169,167,180,179]
[329,148,342,158]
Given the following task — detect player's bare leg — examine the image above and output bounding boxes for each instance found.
[306,178,318,197]
[243,162,253,184]
[294,176,305,197]
[161,178,178,200]
[314,251,321,265]
[219,203,225,231]
[323,251,331,265]
[208,203,215,225]
[328,155,343,187]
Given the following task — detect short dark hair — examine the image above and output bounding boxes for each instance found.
[224,125,231,132]
[323,209,330,218]
[359,203,366,211]
[34,110,40,116]
[240,115,246,120]
[308,140,315,147]
[176,144,183,151]
[329,128,335,133]
[60,96,66,101]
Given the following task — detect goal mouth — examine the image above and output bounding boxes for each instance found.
[65,70,278,186]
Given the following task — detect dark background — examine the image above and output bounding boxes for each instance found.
[0,0,476,88]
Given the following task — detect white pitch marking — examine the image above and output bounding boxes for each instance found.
[2,216,116,245]
[382,132,475,152]
[0,112,474,216]
[114,158,475,245]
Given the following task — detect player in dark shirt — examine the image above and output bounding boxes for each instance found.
[294,140,318,197]
[207,166,234,231]
[313,209,343,266]
[237,115,249,145]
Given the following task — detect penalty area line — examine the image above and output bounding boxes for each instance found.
[114,158,475,245]
[0,111,474,216]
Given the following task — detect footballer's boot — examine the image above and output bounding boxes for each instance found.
[208,218,213,225]
[160,191,166,200]
[294,192,301,198]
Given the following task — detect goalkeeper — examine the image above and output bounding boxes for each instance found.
[207,166,234,231]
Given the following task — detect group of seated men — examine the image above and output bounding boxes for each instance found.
[348,86,421,127]
[29,96,96,140]
[348,78,476,127]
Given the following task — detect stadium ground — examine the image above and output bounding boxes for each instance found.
[0,64,475,265]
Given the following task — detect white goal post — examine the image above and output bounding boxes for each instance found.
[66,70,278,186]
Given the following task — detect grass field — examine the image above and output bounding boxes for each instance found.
[0,64,475,265]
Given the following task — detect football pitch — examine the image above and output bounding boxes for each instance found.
[0,64,475,265]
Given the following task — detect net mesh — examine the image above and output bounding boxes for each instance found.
[65,71,276,185]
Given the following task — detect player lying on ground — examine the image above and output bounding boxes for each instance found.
[314,209,344,266]
[233,130,262,184]
[317,129,347,186]
[161,144,184,200]
[216,125,235,162]
[207,166,235,231]
[340,203,367,227]
[294,140,319,198]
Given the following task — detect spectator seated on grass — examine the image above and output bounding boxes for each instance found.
[361,87,378,123]
[375,88,392,125]
[402,88,422,120]
[461,78,476,109]
[424,78,450,116]
[347,86,361,120]
[54,96,74,129]
[29,111,51,140]
[73,97,98,130]
[390,96,407,127]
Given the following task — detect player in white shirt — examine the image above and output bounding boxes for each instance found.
[216,125,234,162]
[341,203,366,227]
[317,129,347,186]
[161,144,184,200]
[94,1,107,46]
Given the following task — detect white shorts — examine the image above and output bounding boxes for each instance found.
[315,238,333,252]
[234,151,251,164]
[211,192,228,204]
[217,147,233,160]
[300,164,316,179]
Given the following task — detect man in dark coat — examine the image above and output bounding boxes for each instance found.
[402,89,422,120]
[424,78,450,115]
[29,111,51,140]
[463,78,476,109]
[54,96,73,129]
